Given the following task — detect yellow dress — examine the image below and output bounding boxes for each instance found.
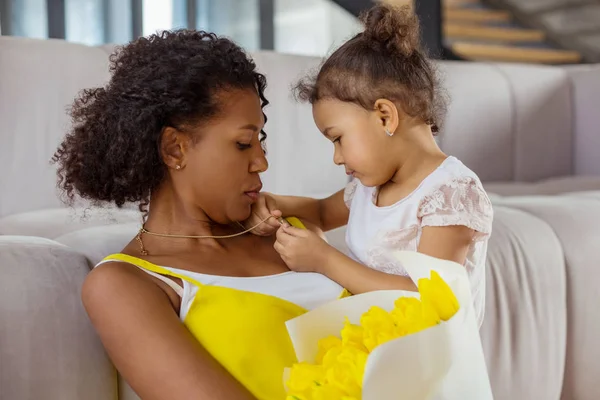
[101,251,349,399]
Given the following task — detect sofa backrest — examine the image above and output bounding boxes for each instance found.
[249,51,576,189]
[0,37,111,217]
[0,36,581,218]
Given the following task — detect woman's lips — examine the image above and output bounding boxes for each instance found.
[245,191,259,201]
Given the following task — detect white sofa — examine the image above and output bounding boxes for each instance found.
[1,36,600,400]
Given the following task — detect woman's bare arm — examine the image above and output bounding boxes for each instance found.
[82,264,255,400]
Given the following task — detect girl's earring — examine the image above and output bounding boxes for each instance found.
[385,128,394,137]
[175,165,182,170]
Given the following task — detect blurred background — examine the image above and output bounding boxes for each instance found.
[1,0,599,64]
[1,3,600,400]
[0,0,361,57]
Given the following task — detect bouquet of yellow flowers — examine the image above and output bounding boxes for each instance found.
[284,251,492,400]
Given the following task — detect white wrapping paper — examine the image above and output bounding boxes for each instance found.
[285,251,493,400]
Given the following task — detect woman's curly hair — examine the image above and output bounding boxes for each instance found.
[52,30,268,211]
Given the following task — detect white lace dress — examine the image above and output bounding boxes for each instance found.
[344,156,493,326]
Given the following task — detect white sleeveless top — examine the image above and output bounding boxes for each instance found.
[344,156,493,326]
[164,267,343,320]
[96,259,344,320]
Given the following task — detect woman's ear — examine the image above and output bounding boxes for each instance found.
[160,126,188,170]
[373,99,400,135]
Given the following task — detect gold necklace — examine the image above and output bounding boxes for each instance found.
[136,215,279,256]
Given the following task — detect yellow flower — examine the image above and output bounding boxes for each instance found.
[287,395,308,400]
[286,269,460,400]
[312,382,358,400]
[418,270,460,321]
[315,335,342,364]
[392,296,440,334]
[286,362,326,397]
[340,318,369,353]
[323,346,367,398]
[360,306,398,352]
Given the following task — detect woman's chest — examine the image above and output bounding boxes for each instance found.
[157,236,289,278]
[179,271,344,400]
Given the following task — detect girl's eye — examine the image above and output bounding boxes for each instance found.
[237,142,252,150]
[332,137,341,144]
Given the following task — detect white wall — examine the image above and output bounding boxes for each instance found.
[274,0,361,57]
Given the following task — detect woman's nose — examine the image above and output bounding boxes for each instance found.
[250,148,268,173]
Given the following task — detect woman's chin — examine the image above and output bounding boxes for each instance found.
[231,206,252,224]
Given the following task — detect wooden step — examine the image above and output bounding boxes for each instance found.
[443,0,481,8]
[380,0,412,7]
[444,8,512,24]
[451,42,582,64]
[382,0,480,9]
[445,23,545,42]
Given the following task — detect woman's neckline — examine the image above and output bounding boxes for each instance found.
[162,265,298,281]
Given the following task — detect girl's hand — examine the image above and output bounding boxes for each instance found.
[274,225,334,273]
[243,193,283,236]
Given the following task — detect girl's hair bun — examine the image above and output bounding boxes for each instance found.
[361,4,420,57]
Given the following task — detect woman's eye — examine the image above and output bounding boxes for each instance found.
[332,137,341,144]
[237,142,252,150]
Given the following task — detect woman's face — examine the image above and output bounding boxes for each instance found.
[170,89,267,224]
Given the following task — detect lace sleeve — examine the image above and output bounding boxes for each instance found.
[417,177,493,241]
[343,178,359,209]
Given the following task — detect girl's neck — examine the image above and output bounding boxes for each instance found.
[388,124,447,187]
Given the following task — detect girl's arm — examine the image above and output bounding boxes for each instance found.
[82,264,256,400]
[321,249,417,294]
[322,225,473,293]
[251,190,350,236]
[417,225,474,264]
[276,224,474,295]
[267,189,349,232]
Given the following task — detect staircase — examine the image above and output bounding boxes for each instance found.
[332,0,585,64]
[440,0,582,64]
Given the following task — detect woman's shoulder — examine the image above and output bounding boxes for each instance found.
[83,260,162,311]
[87,256,182,312]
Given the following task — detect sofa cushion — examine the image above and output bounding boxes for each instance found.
[484,176,600,197]
[565,64,600,176]
[0,236,116,400]
[481,205,566,400]
[55,222,140,266]
[492,195,600,400]
[0,207,141,239]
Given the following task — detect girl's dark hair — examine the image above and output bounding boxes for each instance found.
[52,30,268,210]
[295,4,446,133]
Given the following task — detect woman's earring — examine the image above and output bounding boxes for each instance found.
[385,128,394,137]
[175,165,181,170]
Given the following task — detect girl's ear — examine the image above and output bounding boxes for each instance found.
[373,98,400,135]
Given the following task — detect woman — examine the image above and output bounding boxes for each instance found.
[53,30,345,399]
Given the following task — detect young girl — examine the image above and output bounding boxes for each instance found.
[245,4,493,326]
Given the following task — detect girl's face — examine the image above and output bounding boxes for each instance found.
[312,99,398,187]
